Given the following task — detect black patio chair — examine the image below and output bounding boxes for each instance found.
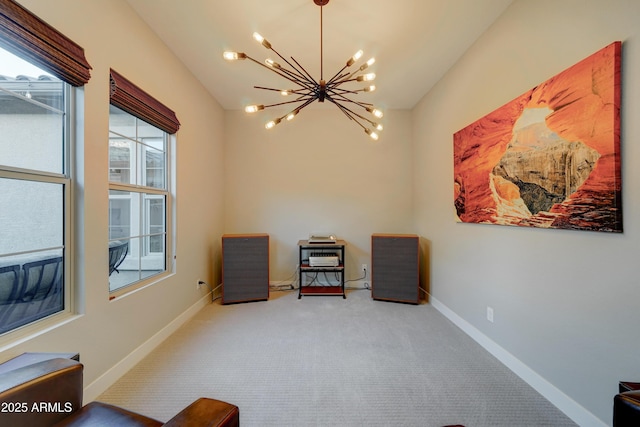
[109,240,129,276]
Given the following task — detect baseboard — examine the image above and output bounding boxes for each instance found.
[83,291,212,403]
[269,280,295,290]
[345,280,370,290]
[430,296,606,427]
[269,280,370,291]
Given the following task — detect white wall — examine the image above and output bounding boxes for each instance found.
[0,0,226,398]
[224,108,413,283]
[412,0,640,424]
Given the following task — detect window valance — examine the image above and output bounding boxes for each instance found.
[0,0,92,86]
[110,69,180,134]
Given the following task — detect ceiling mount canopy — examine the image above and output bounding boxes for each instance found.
[223,0,383,140]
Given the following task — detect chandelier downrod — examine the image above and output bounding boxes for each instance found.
[320,3,324,81]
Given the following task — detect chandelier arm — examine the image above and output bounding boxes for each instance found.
[332,101,356,122]
[275,66,316,87]
[326,65,349,85]
[290,88,317,96]
[332,77,362,85]
[328,99,370,132]
[332,74,359,86]
[286,97,316,118]
[326,72,352,88]
[327,91,374,107]
[254,85,291,93]
[261,98,317,109]
[332,66,371,86]
[340,104,378,127]
[246,55,313,88]
[268,47,317,86]
[327,87,362,96]
[253,86,314,97]
[252,87,317,104]
[328,99,374,131]
[249,45,316,87]
[297,98,317,112]
[267,96,317,128]
[290,56,318,86]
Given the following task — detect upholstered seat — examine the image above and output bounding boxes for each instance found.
[0,357,239,427]
[614,382,640,427]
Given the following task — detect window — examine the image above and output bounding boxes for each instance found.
[0,0,91,337]
[0,49,69,334]
[108,70,179,296]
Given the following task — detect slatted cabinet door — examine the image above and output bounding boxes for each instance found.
[222,234,269,304]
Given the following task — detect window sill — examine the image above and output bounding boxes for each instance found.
[108,271,174,301]
[0,311,83,354]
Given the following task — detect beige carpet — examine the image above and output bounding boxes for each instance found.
[98,289,576,426]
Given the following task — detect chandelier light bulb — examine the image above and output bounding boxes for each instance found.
[253,32,272,49]
[364,85,376,92]
[358,57,376,71]
[365,128,379,140]
[265,58,281,68]
[357,73,376,82]
[223,51,246,61]
[265,118,282,129]
[287,110,299,121]
[347,50,364,66]
[367,107,383,118]
[245,104,265,113]
[375,123,383,131]
[281,90,292,96]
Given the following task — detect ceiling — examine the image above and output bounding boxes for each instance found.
[125,0,513,111]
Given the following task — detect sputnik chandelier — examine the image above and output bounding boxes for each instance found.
[223,0,383,140]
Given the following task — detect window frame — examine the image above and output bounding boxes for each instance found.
[107,69,178,299]
[0,0,90,341]
[108,106,175,298]
[0,69,76,341]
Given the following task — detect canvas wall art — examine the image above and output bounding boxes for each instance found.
[453,41,622,232]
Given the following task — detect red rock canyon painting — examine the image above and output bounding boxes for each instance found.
[454,42,622,232]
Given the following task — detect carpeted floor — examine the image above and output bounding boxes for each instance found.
[98,289,577,426]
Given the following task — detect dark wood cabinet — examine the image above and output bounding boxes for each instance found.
[222,234,269,304]
[371,233,419,304]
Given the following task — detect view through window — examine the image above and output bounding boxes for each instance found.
[0,47,70,335]
[108,105,170,294]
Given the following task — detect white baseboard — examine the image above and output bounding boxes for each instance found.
[430,296,606,427]
[83,291,212,403]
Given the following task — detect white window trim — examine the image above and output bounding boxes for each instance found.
[0,83,79,346]
[108,123,175,299]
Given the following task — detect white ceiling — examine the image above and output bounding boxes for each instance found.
[125,0,513,110]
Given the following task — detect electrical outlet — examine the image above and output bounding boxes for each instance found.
[362,263,367,273]
[486,306,494,323]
